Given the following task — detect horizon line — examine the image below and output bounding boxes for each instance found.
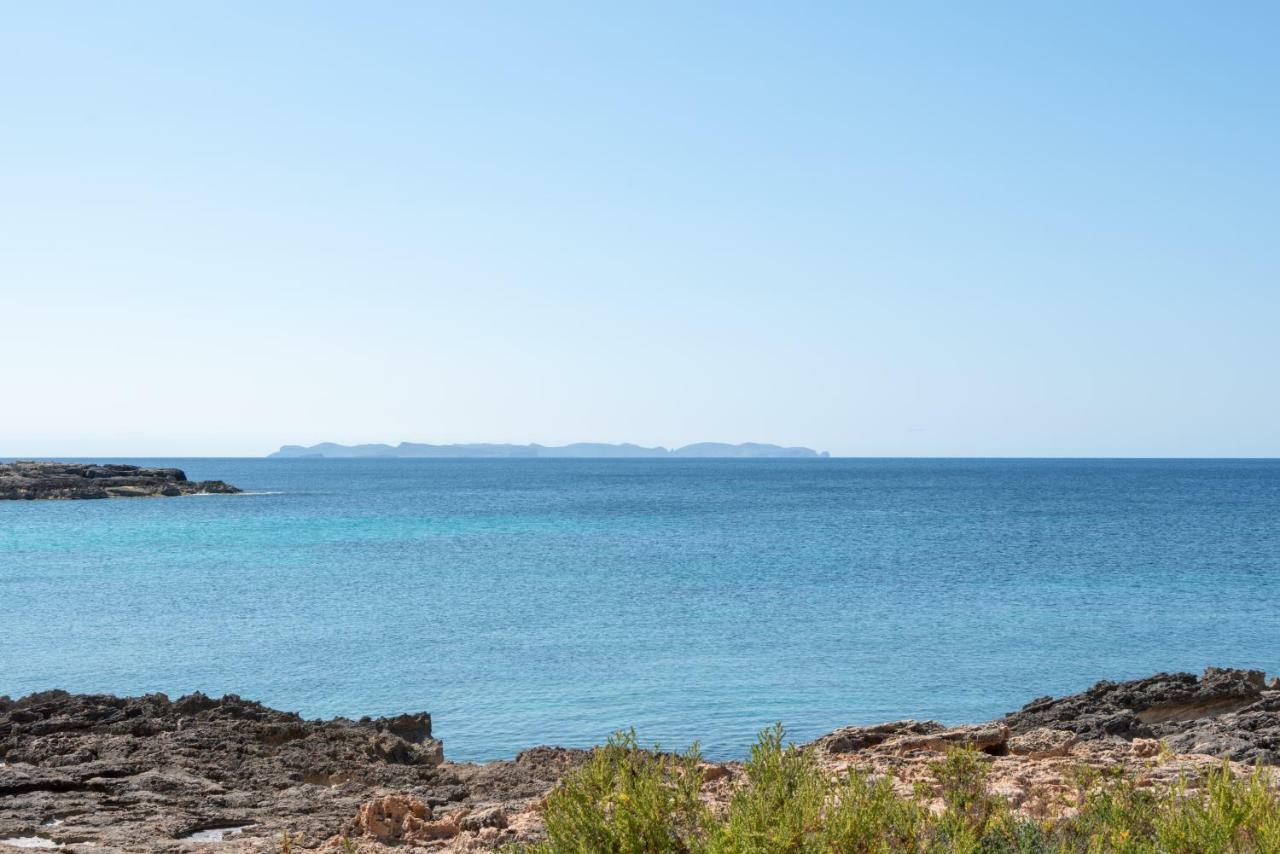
[5,454,1280,461]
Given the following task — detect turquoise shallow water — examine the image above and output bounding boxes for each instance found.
[2,458,1278,761]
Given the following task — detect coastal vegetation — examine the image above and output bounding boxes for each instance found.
[519,727,1280,853]
[4,670,1279,851]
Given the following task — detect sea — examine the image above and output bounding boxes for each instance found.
[2,458,1278,762]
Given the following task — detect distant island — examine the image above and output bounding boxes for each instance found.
[269,442,829,459]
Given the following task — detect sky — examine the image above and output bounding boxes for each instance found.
[2,2,1277,457]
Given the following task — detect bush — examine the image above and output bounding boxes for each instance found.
[518,727,1280,853]
[706,723,830,851]
[1065,763,1280,853]
[528,729,708,853]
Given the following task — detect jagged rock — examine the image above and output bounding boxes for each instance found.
[810,721,1007,757]
[0,691,477,851]
[0,690,584,851]
[1000,667,1280,763]
[809,720,945,755]
[809,669,1280,768]
[0,461,241,500]
[1004,667,1265,736]
[459,806,507,832]
[1129,738,1162,758]
[342,794,463,845]
[3,669,1279,851]
[881,723,1009,756]
[1007,728,1078,759]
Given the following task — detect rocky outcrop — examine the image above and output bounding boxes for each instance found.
[0,691,576,852]
[1,668,1277,851]
[339,795,464,846]
[1006,727,1078,759]
[800,668,1280,838]
[1001,667,1280,764]
[810,729,1265,830]
[809,721,1010,757]
[809,668,1280,767]
[0,461,241,500]
[809,720,946,755]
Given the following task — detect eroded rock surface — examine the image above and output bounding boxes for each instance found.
[809,668,1280,767]
[0,691,575,852]
[2,668,1277,851]
[1001,666,1280,764]
[802,667,1280,829]
[0,462,241,500]
[813,734,1268,826]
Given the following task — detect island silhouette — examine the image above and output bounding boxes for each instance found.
[269,441,829,459]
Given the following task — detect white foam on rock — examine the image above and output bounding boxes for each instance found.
[179,826,253,842]
[0,838,60,849]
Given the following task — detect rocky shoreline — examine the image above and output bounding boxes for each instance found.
[1,667,1278,851]
[0,462,241,500]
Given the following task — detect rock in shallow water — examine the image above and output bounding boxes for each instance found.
[0,461,241,500]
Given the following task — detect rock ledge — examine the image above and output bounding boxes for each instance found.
[2,668,1278,851]
[0,461,241,500]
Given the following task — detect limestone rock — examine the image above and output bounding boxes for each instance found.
[1008,728,1078,759]
[459,806,508,832]
[810,720,945,755]
[1129,738,1162,758]
[811,721,1007,757]
[881,723,1009,756]
[346,794,463,845]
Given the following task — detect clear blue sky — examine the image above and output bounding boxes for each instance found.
[3,2,1276,456]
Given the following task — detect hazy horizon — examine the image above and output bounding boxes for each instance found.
[4,3,1277,458]
[6,446,1280,461]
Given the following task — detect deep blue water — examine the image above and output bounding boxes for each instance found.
[2,458,1278,761]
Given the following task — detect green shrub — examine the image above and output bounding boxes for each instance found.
[706,723,829,852]
[816,763,925,852]
[1151,765,1280,853]
[706,724,925,853]
[528,729,708,853]
[518,727,1280,854]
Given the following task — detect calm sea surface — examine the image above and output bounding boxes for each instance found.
[2,458,1278,761]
